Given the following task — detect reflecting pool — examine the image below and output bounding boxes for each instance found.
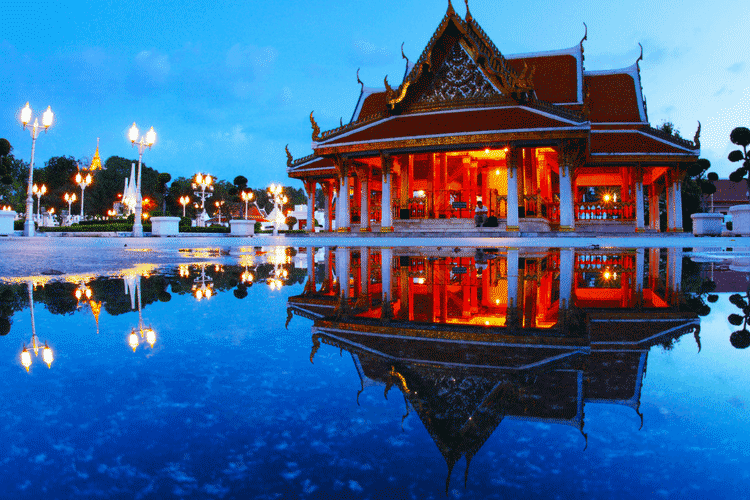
[1,246,749,499]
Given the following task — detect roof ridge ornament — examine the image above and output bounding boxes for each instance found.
[447,0,455,16]
[285,144,293,167]
[636,42,643,72]
[464,0,472,22]
[356,68,364,92]
[580,22,587,68]
[694,121,701,149]
[310,111,321,142]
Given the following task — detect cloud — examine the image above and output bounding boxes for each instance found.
[211,125,252,158]
[713,86,731,98]
[349,39,394,67]
[727,62,745,74]
[226,43,277,76]
[128,50,170,94]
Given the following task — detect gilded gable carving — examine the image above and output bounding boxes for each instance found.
[417,42,499,104]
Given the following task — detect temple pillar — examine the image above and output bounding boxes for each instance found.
[559,163,574,231]
[381,248,394,319]
[360,247,370,306]
[380,154,394,232]
[357,167,370,231]
[635,248,645,294]
[559,248,574,310]
[635,168,645,232]
[335,158,351,232]
[674,179,683,232]
[649,182,660,231]
[400,156,410,212]
[667,247,683,297]
[305,246,316,293]
[506,148,519,231]
[666,175,676,232]
[321,182,332,232]
[305,180,316,233]
[335,247,350,299]
[506,248,520,327]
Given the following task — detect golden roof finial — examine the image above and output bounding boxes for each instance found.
[464,0,472,21]
[447,0,455,16]
[356,67,364,92]
[636,42,643,72]
[310,111,321,142]
[285,144,293,167]
[580,23,588,67]
[694,121,701,149]
[89,137,103,171]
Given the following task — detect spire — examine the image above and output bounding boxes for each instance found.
[447,0,455,16]
[90,138,103,171]
[464,0,472,22]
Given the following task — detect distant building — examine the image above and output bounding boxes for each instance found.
[710,180,748,214]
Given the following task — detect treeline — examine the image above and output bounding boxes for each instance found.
[0,138,306,218]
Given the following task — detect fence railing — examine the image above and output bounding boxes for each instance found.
[575,201,635,221]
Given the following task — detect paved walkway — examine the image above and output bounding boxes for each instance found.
[1,234,748,279]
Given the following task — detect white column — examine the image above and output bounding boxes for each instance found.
[335,247,350,298]
[360,246,370,298]
[559,164,574,231]
[359,170,370,231]
[306,246,316,293]
[675,181,683,231]
[667,247,682,294]
[338,175,350,232]
[635,248,645,294]
[381,247,393,318]
[306,181,315,233]
[635,181,645,232]
[380,157,393,232]
[666,182,675,232]
[507,248,519,310]
[559,248,574,310]
[506,149,519,231]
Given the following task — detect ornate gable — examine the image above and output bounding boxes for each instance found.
[416,42,500,105]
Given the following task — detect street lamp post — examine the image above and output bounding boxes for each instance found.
[20,281,54,371]
[179,196,190,217]
[241,191,254,219]
[63,192,77,225]
[267,183,288,237]
[192,174,213,227]
[128,123,156,237]
[32,183,46,220]
[75,172,92,219]
[19,103,54,236]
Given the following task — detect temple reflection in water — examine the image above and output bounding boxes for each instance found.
[288,246,699,489]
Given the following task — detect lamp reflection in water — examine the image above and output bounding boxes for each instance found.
[192,263,214,300]
[74,280,102,334]
[20,281,53,371]
[266,247,290,290]
[124,273,156,352]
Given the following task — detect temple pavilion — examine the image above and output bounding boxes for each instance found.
[286,1,700,234]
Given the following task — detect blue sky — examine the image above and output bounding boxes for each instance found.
[1,0,748,189]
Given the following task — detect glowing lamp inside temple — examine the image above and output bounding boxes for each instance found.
[129,331,139,351]
[21,348,32,371]
[21,102,32,126]
[484,148,490,154]
[42,344,54,368]
[603,194,611,202]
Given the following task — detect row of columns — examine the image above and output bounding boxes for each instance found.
[302,154,682,234]
[304,246,683,318]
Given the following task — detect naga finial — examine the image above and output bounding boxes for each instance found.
[464,0,472,21]
[310,334,321,364]
[340,117,343,127]
[285,144,293,167]
[636,42,643,71]
[401,42,408,63]
[694,121,701,149]
[580,22,588,66]
[310,111,321,142]
[384,75,394,96]
[356,67,364,91]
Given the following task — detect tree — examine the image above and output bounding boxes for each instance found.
[728,127,750,201]
[285,215,298,230]
[684,159,717,214]
[0,139,11,184]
